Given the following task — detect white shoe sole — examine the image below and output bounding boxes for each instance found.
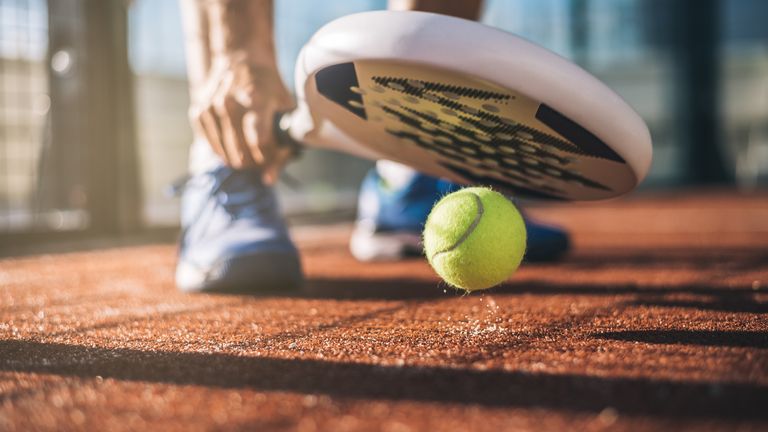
[349,226,423,262]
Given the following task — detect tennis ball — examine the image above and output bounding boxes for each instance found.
[423,187,526,292]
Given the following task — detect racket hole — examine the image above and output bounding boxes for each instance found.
[479,145,495,153]
[515,131,534,140]
[423,93,439,103]
[443,91,460,100]
[481,104,499,113]
[479,119,496,128]
[406,79,424,89]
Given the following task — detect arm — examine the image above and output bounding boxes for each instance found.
[180,0,293,184]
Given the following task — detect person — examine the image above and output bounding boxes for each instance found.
[176,0,570,292]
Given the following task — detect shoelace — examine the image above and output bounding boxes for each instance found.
[174,167,277,246]
[169,168,301,199]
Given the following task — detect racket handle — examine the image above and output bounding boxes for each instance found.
[273,112,303,157]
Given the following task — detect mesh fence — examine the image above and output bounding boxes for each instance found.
[0,0,50,232]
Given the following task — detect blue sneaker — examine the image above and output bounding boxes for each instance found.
[175,164,303,293]
[350,169,570,262]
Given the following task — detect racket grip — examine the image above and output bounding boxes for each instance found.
[273,112,303,157]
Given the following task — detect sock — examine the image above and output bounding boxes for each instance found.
[188,137,224,175]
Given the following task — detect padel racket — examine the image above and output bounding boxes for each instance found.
[275,11,652,201]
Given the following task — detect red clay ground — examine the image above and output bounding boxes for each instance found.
[1,190,767,431]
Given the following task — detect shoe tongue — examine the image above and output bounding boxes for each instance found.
[221,190,257,206]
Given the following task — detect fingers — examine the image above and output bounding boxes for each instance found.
[196,96,280,172]
[194,107,227,162]
[254,106,277,167]
[242,110,266,165]
[243,107,287,185]
[194,98,288,175]
[215,96,256,168]
[187,59,294,177]
[262,146,294,185]
[190,69,231,165]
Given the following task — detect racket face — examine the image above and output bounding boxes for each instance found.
[306,60,638,200]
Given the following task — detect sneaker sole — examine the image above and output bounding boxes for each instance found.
[349,228,423,262]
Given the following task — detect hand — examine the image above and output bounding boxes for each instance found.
[189,54,294,184]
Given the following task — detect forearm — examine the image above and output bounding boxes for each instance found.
[178,0,292,173]
[179,0,211,94]
[180,0,278,102]
[206,0,278,65]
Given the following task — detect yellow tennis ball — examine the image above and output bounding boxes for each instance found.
[423,187,526,292]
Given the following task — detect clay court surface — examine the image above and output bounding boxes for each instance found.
[1,191,767,431]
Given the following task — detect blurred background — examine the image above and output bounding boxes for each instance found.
[0,0,766,249]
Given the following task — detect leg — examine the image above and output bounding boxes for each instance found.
[176,0,302,292]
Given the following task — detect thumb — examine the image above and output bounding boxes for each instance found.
[262,147,294,185]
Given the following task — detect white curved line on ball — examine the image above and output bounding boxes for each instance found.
[431,192,484,261]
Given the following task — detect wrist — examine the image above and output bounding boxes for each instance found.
[208,50,281,81]
[210,48,278,71]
